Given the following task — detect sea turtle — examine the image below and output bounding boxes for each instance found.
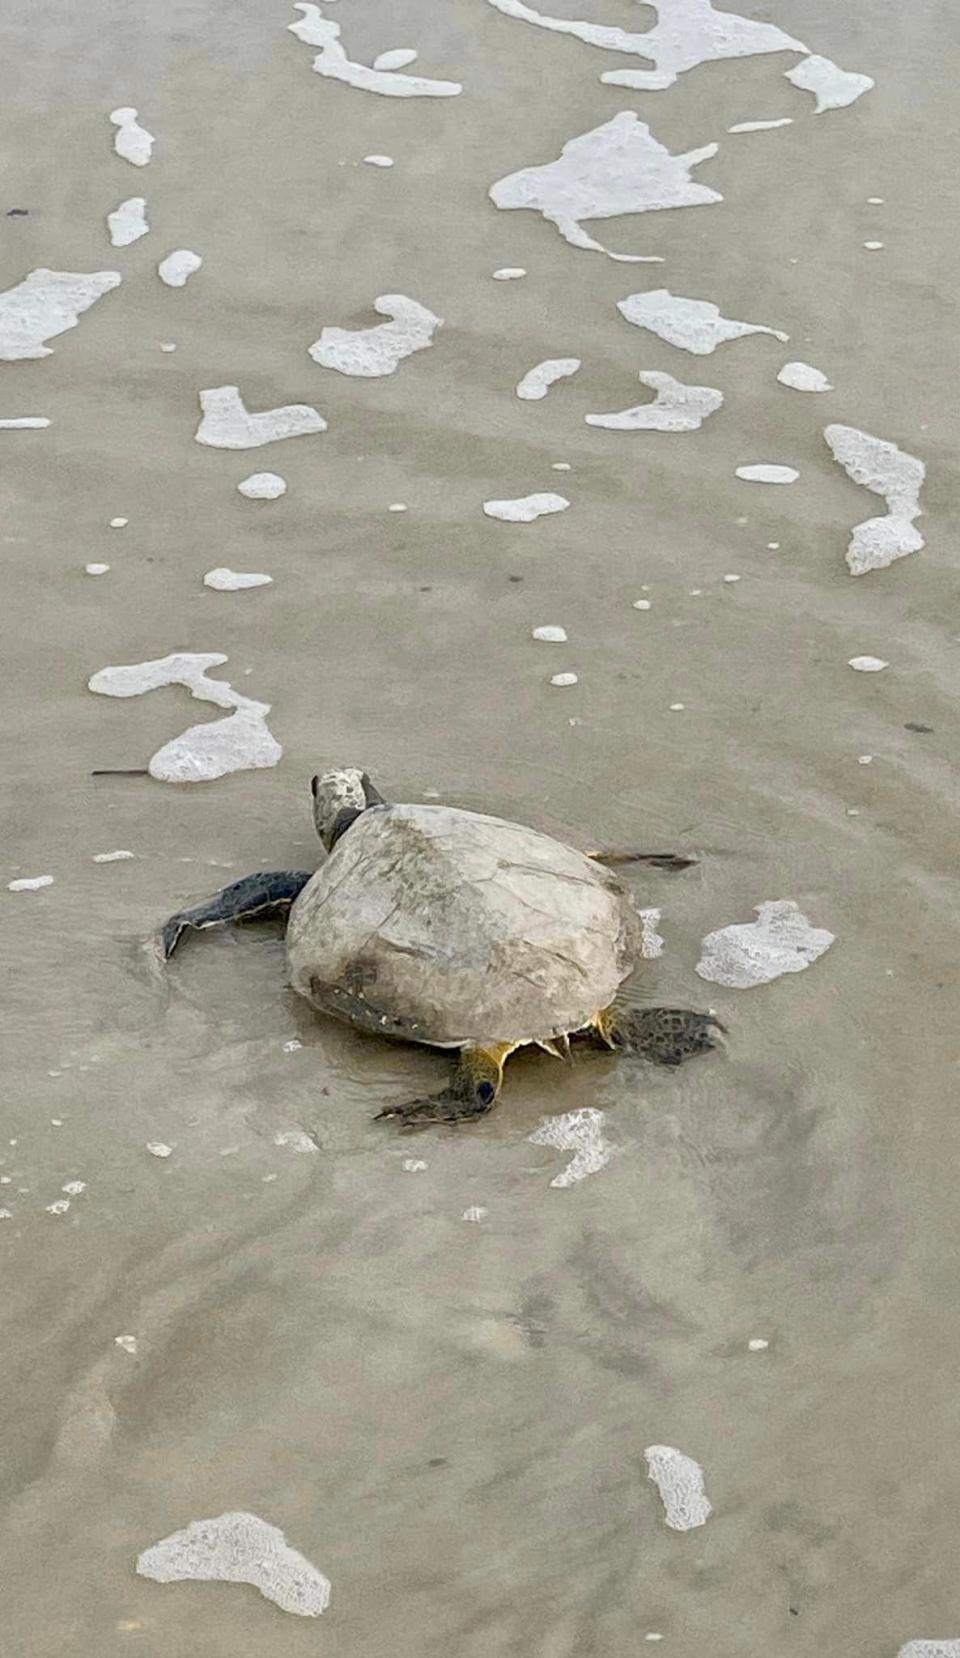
[161,769,721,1124]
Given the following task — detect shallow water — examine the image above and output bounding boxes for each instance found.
[2,1,960,1653]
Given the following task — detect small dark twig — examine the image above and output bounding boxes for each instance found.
[91,768,151,776]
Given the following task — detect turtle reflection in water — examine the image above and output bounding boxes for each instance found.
[161,769,722,1125]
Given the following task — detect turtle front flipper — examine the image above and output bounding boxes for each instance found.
[586,850,698,871]
[376,1043,515,1128]
[161,870,313,960]
[592,1005,724,1066]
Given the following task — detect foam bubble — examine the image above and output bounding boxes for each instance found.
[109,517,128,528]
[532,625,567,642]
[483,492,569,522]
[205,568,273,590]
[550,672,578,687]
[310,294,441,376]
[115,1335,138,1354]
[8,875,54,891]
[289,5,461,97]
[137,1512,331,1617]
[492,267,526,280]
[372,49,418,71]
[784,55,874,113]
[196,385,326,448]
[88,652,282,783]
[529,1107,615,1186]
[735,463,799,483]
[158,250,202,288]
[363,154,394,167]
[848,655,888,672]
[0,268,121,361]
[237,472,286,500]
[638,907,664,958]
[728,118,793,133]
[586,369,722,431]
[462,1206,489,1222]
[110,107,154,166]
[618,289,787,354]
[491,111,717,261]
[107,197,149,246]
[92,850,134,861]
[898,1644,960,1657]
[516,357,581,400]
[777,360,832,392]
[644,1445,712,1530]
[697,899,835,988]
[85,563,110,576]
[0,416,50,428]
[825,423,925,575]
[146,1142,173,1158]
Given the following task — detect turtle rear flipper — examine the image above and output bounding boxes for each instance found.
[161,870,313,960]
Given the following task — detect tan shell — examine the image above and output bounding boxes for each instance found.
[286,803,642,1048]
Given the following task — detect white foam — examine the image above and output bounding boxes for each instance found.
[205,568,273,590]
[110,107,154,166]
[158,249,202,288]
[462,1206,489,1221]
[372,48,417,71]
[146,1142,173,1158]
[62,1180,86,1196]
[274,1130,317,1153]
[633,599,651,610]
[137,1513,331,1617]
[196,385,326,449]
[696,899,835,988]
[8,875,54,892]
[289,4,461,97]
[824,423,925,575]
[863,241,884,251]
[237,472,286,500]
[777,360,832,392]
[748,1337,769,1351]
[618,289,787,354]
[107,197,149,247]
[88,652,282,783]
[898,1645,960,1657]
[92,850,134,861]
[736,463,798,483]
[849,655,888,672]
[309,294,440,377]
[532,625,567,642]
[644,1445,712,1530]
[516,358,581,401]
[363,154,394,167]
[491,112,717,261]
[115,1335,138,1354]
[0,269,121,361]
[728,118,793,133]
[46,1199,71,1216]
[529,1107,615,1187]
[784,55,874,113]
[402,1157,428,1172]
[638,907,664,958]
[483,492,569,522]
[110,517,128,528]
[493,267,526,280]
[550,672,578,687]
[486,0,805,93]
[0,416,50,428]
[85,563,110,575]
[586,369,722,432]
[552,461,571,470]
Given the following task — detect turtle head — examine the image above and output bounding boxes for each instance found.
[311,768,384,851]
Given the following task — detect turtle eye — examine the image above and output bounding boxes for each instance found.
[476,1080,495,1105]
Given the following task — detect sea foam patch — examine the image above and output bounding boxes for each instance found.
[484,493,569,522]
[529,1108,616,1187]
[107,197,149,247]
[516,358,581,400]
[0,269,121,361]
[824,423,925,575]
[618,289,787,354]
[110,107,154,166]
[778,361,832,392]
[196,386,326,448]
[0,417,50,429]
[486,0,805,93]
[204,568,273,590]
[490,112,718,261]
[309,295,440,376]
[158,250,202,288]
[735,463,799,483]
[289,4,461,97]
[586,369,722,431]
[137,1513,330,1617]
[697,899,834,987]
[644,1445,712,1530]
[88,652,281,783]
[785,55,874,113]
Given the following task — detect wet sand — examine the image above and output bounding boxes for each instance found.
[2,1,960,1653]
